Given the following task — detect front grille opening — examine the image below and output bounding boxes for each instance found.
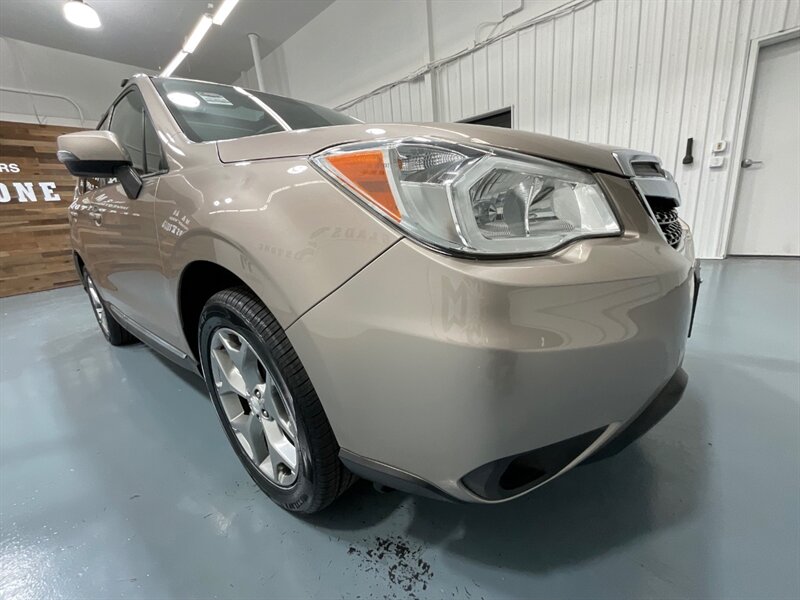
[653,208,683,249]
[644,196,676,212]
[636,190,684,249]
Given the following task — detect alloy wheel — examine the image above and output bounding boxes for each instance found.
[209,327,300,487]
[86,275,109,336]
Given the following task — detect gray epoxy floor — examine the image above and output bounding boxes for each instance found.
[1,257,798,600]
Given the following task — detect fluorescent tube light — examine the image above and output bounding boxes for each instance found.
[183,14,213,53]
[212,0,240,25]
[161,51,188,77]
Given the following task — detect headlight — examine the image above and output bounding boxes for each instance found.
[311,137,620,256]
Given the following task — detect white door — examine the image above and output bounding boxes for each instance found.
[729,35,800,256]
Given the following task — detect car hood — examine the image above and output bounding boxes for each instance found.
[215,123,626,176]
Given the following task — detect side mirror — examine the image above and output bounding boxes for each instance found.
[57,130,142,199]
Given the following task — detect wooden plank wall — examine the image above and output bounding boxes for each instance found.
[0,121,83,297]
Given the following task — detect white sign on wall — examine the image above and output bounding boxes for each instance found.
[0,162,62,203]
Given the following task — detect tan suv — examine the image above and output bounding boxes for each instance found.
[57,75,699,512]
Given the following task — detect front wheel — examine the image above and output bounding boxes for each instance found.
[198,287,354,513]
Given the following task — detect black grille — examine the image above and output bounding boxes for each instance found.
[632,162,663,177]
[653,208,684,248]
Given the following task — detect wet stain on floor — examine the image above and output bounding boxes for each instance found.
[347,536,433,597]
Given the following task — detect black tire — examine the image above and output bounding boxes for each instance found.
[82,268,137,346]
[198,287,355,513]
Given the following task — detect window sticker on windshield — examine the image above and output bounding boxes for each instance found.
[196,92,233,106]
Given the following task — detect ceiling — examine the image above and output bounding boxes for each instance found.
[0,0,334,83]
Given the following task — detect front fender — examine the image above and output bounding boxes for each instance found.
[168,229,291,320]
[156,157,401,330]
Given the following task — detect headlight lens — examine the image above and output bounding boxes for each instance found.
[312,137,620,256]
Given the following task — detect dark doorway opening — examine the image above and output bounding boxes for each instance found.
[459,107,512,128]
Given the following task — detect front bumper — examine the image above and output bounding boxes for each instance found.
[340,366,688,502]
[286,174,697,503]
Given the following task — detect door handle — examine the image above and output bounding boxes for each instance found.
[88,211,103,226]
[741,158,763,168]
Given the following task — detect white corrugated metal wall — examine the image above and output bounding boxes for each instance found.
[339,0,800,258]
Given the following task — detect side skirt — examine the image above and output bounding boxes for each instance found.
[107,305,201,375]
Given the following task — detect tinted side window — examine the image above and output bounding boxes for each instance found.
[109,89,165,175]
[110,92,146,173]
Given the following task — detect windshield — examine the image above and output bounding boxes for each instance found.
[153,78,358,143]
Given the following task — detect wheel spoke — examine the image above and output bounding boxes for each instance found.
[262,418,298,471]
[219,332,261,392]
[219,391,247,424]
[259,381,296,442]
[276,416,297,443]
[231,414,268,464]
[210,346,248,397]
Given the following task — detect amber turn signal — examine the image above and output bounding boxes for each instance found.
[324,150,401,221]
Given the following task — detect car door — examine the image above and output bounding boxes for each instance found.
[79,86,166,332]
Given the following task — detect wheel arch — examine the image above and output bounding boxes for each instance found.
[168,230,295,361]
[177,260,253,362]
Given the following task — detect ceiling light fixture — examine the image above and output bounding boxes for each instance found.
[183,14,213,53]
[161,51,188,77]
[160,0,239,79]
[63,0,101,29]
[212,0,240,25]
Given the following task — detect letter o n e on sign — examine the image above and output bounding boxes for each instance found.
[0,182,61,202]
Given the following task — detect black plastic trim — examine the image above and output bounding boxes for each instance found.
[115,165,143,199]
[339,449,460,502]
[58,154,130,178]
[461,427,607,501]
[688,265,701,337]
[586,367,688,463]
[107,304,200,374]
[458,106,513,128]
[72,252,86,289]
